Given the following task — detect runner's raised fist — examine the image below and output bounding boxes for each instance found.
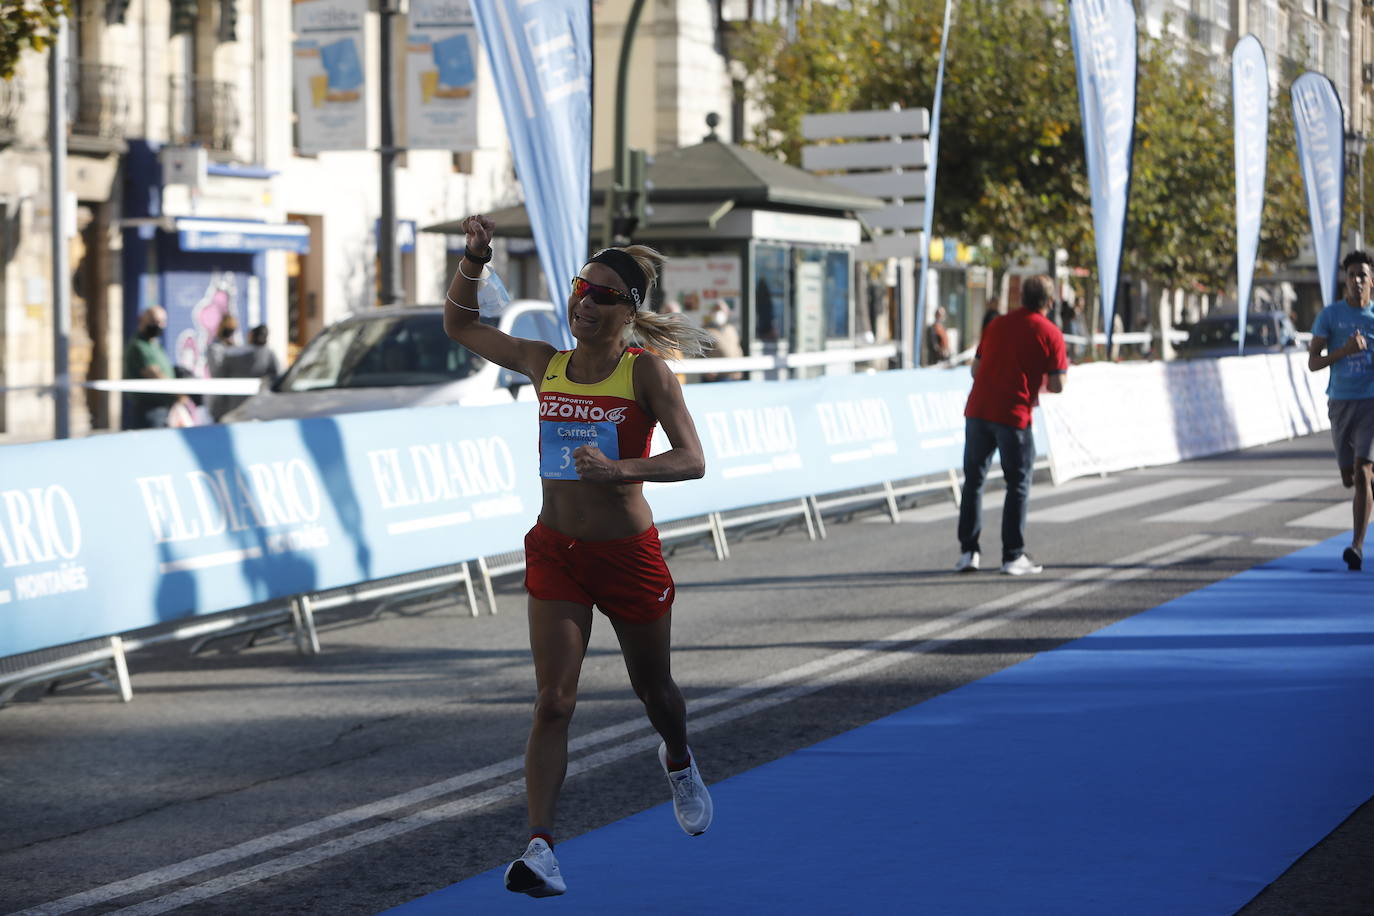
[463,214,495,257]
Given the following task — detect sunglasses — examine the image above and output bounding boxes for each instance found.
[571,276,634,306]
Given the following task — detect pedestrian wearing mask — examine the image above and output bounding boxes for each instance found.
[702,300,744,381]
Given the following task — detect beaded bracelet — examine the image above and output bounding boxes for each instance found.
[445,294,478,312]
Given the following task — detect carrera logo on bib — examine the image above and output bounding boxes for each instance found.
[539,398,629,424]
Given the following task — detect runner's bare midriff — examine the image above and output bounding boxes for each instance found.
[539,478,653,541]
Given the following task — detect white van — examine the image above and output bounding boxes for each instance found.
[221,300,564,422]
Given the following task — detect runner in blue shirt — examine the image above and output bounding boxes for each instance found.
[1308,250,1374,570]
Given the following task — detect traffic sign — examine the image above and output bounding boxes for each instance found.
[801,107,929,140]
[827,171,926,199]
[855,233,925,261]
[802,139,930,171]
[863,202,924,230]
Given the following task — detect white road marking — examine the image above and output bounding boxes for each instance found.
[1145,478,1331,523]
[11,534,1228,916]
[1033,478,1225,523]
[1253,537,1320,548]
[1132,468,1332,478]
[1286,503,1352,530]
[867,474,1119,526]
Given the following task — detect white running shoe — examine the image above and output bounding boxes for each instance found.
[954,550,980,572]
[1001,553,1044,576]
[659,742,713,836]
[504,837,566,897]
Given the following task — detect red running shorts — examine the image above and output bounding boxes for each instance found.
[523,520,675,623]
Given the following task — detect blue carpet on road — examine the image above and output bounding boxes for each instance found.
[383,536,1374,915]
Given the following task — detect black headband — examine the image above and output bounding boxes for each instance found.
[586,249,648,308]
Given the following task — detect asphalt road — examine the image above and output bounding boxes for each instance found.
[1,433,1370,915]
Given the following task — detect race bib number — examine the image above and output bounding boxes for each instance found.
[540,421,621,480]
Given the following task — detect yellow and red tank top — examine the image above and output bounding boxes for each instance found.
[537,348,656,480]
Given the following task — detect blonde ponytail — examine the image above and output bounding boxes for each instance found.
[629,310,716,358]
[607,244,717,358]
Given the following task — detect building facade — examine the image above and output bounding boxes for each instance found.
[0,0,521,441]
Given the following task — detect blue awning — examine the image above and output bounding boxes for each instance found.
[175,218,311,254]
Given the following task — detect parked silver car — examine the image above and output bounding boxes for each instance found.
[222,300,564,422]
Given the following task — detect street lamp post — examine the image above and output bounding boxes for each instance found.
[1347,130,1368,251]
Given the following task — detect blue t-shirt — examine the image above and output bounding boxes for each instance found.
[1312,300,1374,400]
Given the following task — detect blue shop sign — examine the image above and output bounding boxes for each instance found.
[375,218,417,253]
[176,218,312,254]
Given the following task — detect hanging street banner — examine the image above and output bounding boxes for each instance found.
[1069,0,1137,351]
[406,0,480,151]
[471,0,590,348]
[1291,72,1346,307]
[1232,35,1269,356]
[291,0,369,154]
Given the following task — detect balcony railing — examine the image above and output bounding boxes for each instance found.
[68,59,129,139]
[168,75,241,155]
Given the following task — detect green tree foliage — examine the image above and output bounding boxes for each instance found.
[0,0,69,79]
[736,0,1088,273]
[1262,79,1314,272]
[1128,29,1235,294]
[734,0,1311,303]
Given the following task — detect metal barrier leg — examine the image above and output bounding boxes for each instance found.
[291,595,322,656]
[477,555,499,615]
[460,562,480,618]
[808,495,829,540]
[709,512,730,560]
[883,480,901,523]
[801,498,820,540]
[110,636,133,703]
[948,468,962,506]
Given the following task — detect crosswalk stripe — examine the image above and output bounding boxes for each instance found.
[1145,478,1332,524]
[1286,503,1351,530]
[1033,477,1225,523]
[871,473,1120,525]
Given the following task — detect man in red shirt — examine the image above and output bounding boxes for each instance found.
[955,274,1068,575]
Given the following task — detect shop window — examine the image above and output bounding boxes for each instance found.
[753,243,789,344]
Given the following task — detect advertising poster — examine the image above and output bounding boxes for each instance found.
[406,0,479,150]
[661,256,742,326]
[292,0,369,154]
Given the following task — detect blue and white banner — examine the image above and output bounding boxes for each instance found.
[0,368,1040,659]
[471,0,589,348]
[291,0,369,154]
[1069,0,1137,351]
[0,405,538,659]
[1291,72,1346,307]
[406,0,480,151]
[1232,35,1269,356]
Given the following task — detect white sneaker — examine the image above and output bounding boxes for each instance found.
[1001,553,1044,576]
[954,550,980,572]
[504,837,566,897]
[659,742,713,836]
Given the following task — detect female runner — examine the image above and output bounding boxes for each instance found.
[443,214,717,897]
